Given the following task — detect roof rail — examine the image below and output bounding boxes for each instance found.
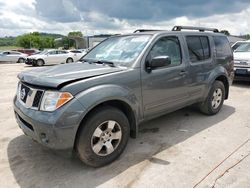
[172,26,219,33]
[133,29,163,33]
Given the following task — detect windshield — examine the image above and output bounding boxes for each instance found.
[82,35,151,67]
[235,43,250,52]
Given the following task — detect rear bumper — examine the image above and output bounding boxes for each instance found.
[13,95,86,150]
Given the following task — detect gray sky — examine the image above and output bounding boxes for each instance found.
[0,0,249,37]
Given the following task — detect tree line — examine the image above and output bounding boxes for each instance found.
[0,31,83,49]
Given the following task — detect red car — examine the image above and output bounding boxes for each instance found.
[13,49,40,56]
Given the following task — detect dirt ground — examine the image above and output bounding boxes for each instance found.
[0,63,250,188]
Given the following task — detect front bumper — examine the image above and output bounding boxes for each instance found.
[13,95,86,150]
[234,67,250,81]
[25,58,37,65]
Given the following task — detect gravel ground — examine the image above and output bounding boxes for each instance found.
[0,63,249,188]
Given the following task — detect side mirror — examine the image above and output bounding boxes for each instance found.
[147,56,171,72]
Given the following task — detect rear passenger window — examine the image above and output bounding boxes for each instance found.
[186,36,211,63]
[213,36,232,57]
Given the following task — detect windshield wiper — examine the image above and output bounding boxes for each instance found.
[80,59,115,67]
[93,60,115,67]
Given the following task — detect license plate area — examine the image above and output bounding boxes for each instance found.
[236,69,247,75]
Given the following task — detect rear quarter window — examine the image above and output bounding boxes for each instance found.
[213,36,232,57]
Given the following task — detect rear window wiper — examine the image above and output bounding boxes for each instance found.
[80,59,115,67]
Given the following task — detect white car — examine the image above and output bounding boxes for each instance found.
[26,49,76,66]
[233,42,250,80]
[68,49,87,61]
[0,51,28,63]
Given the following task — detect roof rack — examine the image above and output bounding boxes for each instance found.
[133,29,163,33]
[172,26,219,33]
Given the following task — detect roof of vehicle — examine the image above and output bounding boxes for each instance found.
[131,30,226,37]
[127,26,226,37]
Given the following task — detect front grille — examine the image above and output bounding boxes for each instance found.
[18,83,44,109]
[32,90,43,107]
[25,58,36,65]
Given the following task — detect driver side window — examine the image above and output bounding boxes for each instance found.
[149,36,182,66]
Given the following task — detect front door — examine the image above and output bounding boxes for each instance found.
[141,35,189,118]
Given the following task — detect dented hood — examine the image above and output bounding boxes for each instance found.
[18,62,125,88]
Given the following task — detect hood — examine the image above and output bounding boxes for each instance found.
[234,52,250,61]
[18,62,125,88]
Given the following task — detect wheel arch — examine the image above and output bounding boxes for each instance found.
[74,99,138,150]
[215,75,229,99]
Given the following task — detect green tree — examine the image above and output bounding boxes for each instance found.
[220,30,230,36]
[67,31,83,38]
[16,32,56,49]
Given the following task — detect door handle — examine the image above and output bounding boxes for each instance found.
[179,70,187,76]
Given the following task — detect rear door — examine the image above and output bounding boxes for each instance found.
[183,35,214,101]
[141,34,189,118]
[57,50,69,63]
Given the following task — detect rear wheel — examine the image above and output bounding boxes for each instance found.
[199,81,225,115]
[17,58,25,63]
[66,58,74,63]
[36,59,44,66]
[76,106,130,167]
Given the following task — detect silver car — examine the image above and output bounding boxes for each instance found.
[0,51,28,63]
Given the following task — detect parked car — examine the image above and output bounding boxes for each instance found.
[231,41,249,51]
[0,51,28,63]
[13,49,40,56]
[25,49,76,66]
[14,26,234,167]
[68,49,87,61]
[233,41,250,80]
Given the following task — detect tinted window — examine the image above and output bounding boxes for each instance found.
[48,51,57,55]
[213,36,232,57]
[149,36,181,66]
[70,50,81,53]
[186,36,211,63]
[57,51,67,54]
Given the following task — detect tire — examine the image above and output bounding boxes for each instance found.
[199,81,225,115]
[66,58,74,63]
[76,106,130,167]
[36,59,44,66]
[17,58,25,63]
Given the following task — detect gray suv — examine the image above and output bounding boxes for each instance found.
[14,26,234,167]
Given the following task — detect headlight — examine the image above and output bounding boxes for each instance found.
[40,91,73,112]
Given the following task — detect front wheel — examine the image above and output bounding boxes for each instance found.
[76,106,130,167]
[199,81,225,115]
